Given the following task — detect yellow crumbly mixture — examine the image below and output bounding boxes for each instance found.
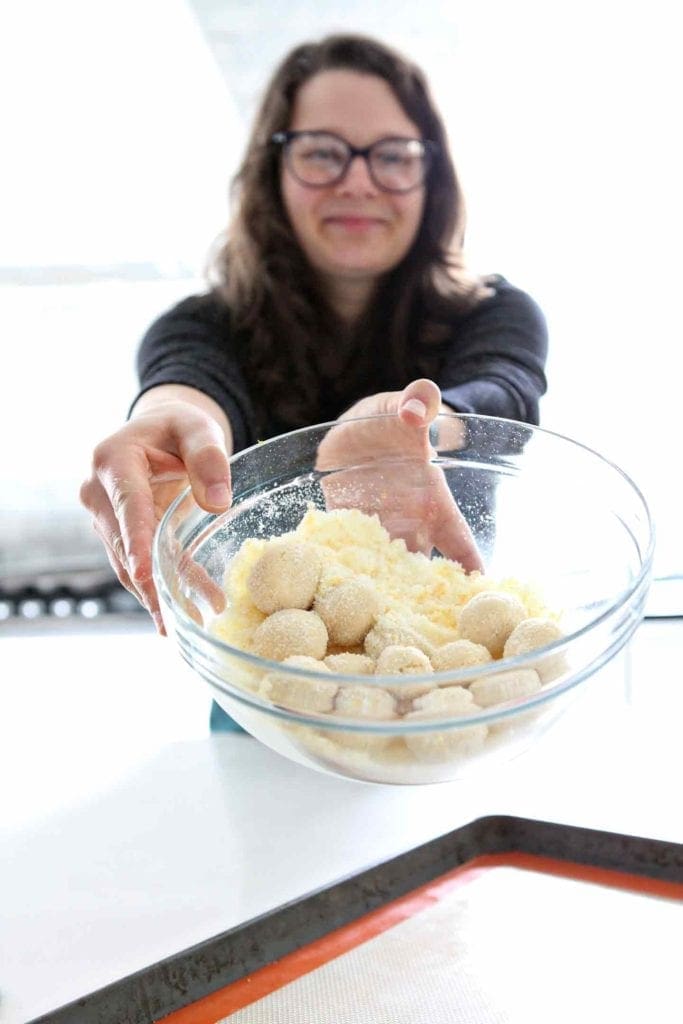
[213,507,550,654]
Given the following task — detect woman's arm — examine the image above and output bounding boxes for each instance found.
[437,277,549,425]
[131,383,233,447]
[134,292,259,452]
[80,384,234,631]
[80,291,250,631]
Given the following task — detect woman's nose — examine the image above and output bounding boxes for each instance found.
[336,154,378,196]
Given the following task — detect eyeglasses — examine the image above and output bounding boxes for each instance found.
[271,130,437,194]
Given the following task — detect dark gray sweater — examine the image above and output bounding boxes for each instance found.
[134,275,548,452]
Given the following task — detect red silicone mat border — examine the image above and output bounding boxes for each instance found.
[157,851,683,1024]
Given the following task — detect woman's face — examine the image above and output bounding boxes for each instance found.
[280,70,426,290]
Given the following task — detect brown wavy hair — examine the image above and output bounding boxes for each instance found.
[209,33,491,431]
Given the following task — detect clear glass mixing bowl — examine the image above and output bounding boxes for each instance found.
[153,413,654,785]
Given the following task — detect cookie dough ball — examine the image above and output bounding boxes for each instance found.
[281,655,330,672]
[260,656,337,713]
[431,640,493,674]
[410,685,476,717]
[405,685,487,762]
[404,686,488,763]
[324,653,376,675]
[331,684,397,753]
[365,616,434,660]
[335,684,397,719]
[457,591,526,658]
[314,578,380,646]
[405,723,488,763]
[469,668,541,708]
[375,644,433,700]
[376,645,433,676]
[503,618,567,682]
[247,542,322,614]
[251,609,328,662]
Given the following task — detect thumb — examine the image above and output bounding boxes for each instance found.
[174,413,232,512]
[398,379,442,427]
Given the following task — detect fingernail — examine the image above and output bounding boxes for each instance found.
[403,398,427,419]
[206,483,230,507]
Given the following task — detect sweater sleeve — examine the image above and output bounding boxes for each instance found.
[437,276,548,425]
[131,292,258,453]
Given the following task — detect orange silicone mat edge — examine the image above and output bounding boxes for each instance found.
[156,851,683,1024]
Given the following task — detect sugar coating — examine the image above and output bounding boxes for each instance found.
[314,577,380,646]
[503,618,567,682]
[469,668,542,708]
[457,591,527,657]
[324,653,376,675]
[251,609,328,662]
[364,614,435,660]
[431,639,493,674]
[260,656,337,713]
[247,542,322,614]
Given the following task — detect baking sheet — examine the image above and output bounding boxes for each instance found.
[30,817,683,1024]
[193,858,682,1023]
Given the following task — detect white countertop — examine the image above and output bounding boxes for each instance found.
[1,616,682,1023]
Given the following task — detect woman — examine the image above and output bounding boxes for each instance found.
[81,33,547,637]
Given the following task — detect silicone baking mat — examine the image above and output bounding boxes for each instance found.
[31,817,683,1024]
[159,853,682,1024]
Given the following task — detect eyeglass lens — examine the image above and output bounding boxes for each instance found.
[286,133,428,192]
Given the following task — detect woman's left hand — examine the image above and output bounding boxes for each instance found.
[316,379,483,573]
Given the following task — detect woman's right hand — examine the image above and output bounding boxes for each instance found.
[80,395,232,632]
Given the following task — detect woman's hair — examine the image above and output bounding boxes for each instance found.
[209,33,490,431]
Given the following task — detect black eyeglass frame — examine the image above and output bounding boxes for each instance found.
[271,130,438,194]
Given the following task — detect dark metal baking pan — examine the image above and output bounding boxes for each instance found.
[29,815,683,1024]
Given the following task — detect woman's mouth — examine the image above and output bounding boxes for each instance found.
[324,216,385,231]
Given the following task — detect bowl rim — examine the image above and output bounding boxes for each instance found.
[152,411,655,724]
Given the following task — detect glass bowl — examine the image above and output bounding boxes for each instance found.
[153,413,654,785]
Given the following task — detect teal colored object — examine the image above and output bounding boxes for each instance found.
[210,700,245,733]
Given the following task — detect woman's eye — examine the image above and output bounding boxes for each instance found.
[302,147,344,163]
[377,150,411,167]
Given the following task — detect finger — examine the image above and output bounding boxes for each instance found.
[101,528,165,638]
[173,415,232,513]
[398,379,442,426]
[153,614,167,636]
[92,518,164,635]
[94,522,137,597]
[93,511,160,619]
[88,471,168,632]
[83,475,142,600]
[94,513,158,616]
[432,503,484,573]
[177,551,226,615]
[94,446,161,616]
[375,513,432,556]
